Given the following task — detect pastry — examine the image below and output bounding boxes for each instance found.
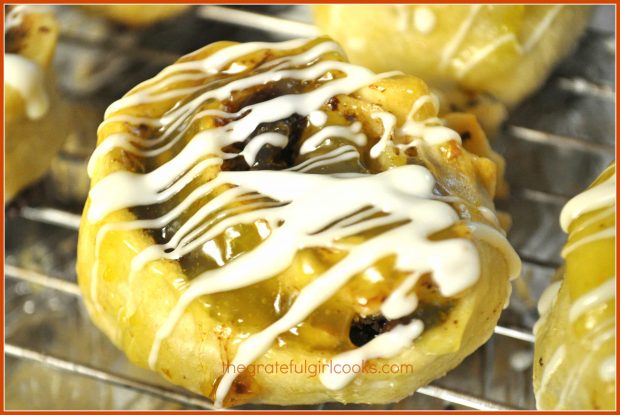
[534,163,615,410]
[314,5,592,107]
[81,5,190,27]
[5,6,70,202]
[77,37,520,407]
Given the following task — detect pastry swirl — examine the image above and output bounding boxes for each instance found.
[78,37,520,407]
[534,163,615,410]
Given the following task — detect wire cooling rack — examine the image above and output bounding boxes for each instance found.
[5,5,616,411]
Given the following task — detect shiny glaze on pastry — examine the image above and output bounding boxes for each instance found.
[81,37,520,407]
[314,5,592,106]
[5,5,70,202]
[5,6,53,120]
[534,163,615,410]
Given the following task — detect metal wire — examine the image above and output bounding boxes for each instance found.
[5,344,218,410]
[197,5,320,38]
[5,262,536,346]
[6,5,614,411]
[556,76,615,100]
[5,342,521,411]
[507,125,614,155]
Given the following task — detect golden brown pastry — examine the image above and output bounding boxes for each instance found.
[77,37,520,407]
[81,5,190,27]
[314,5,592,107]
[5,6,70,202]
[534,163,615,410]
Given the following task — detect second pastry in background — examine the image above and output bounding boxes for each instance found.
[5,6,71,202]
[314,5,591,112]
[534,163,615,410]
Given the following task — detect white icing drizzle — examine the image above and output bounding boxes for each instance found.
[440,5,483,70]
[414,7,436,34]
[478,206,501,228]
[5,54,49,120]
[5,5,53,31]
[522,6,563,53]
[380,272,421,320]
[570,206,615,235]
[369,112,397,158]
[394,5,413,32]
[538,280,562,316]
[599,356,615,381]
[455,33,519,79]
[86,38,519,407]
[308,110,328,127]
[536,164,616,406]
[300,123,366,155]
[533,280,561,336]
[555,327,614,408]
[535,345,566,406]
[319,319,424,390]
[466,222,521,281]
[288,145,359,173]
[438,5,566,79]
[559,170,615,232]
[561,227,615,258]
[569,278,615,323]
[399,95,461,145]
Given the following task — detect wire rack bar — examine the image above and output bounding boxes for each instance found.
[8,6,613,411]
[511,187,570,206]
[493,326,535,344]
[556,76,615,100]
[19,206,82,230]
[196,5,615,101]
[507,125,614,155]
[196,5,320,38]
[518,254,561,270]
[5,344,217,410]
[12,205,562,271]
[5,343,521,411]
[5,264,82,297]
[417,385,520,411]
[5,263,535,345]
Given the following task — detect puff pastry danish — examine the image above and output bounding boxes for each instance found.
[5,6,69,202]
[77,37,520,407]
[314,5,591,107]
[534,163,615,410]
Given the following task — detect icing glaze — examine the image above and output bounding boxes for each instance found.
[5,54,49,120]
[455,33,519,79]
[440,5,483,70]
[569,278,615,323]
[86,38,518,407]
[535,345,566,407]
[414,7,436,35]
[559,168,615,232]
[599,356,615,382]
[5,6,54,120]
[536,163,616,407]
[522,6,563,52]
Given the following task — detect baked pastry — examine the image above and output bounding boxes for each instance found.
[314,5,592,107]
[77,37,520,407]
[5,6,70,202]
[81,5,190,27]
[533,163,615,410]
